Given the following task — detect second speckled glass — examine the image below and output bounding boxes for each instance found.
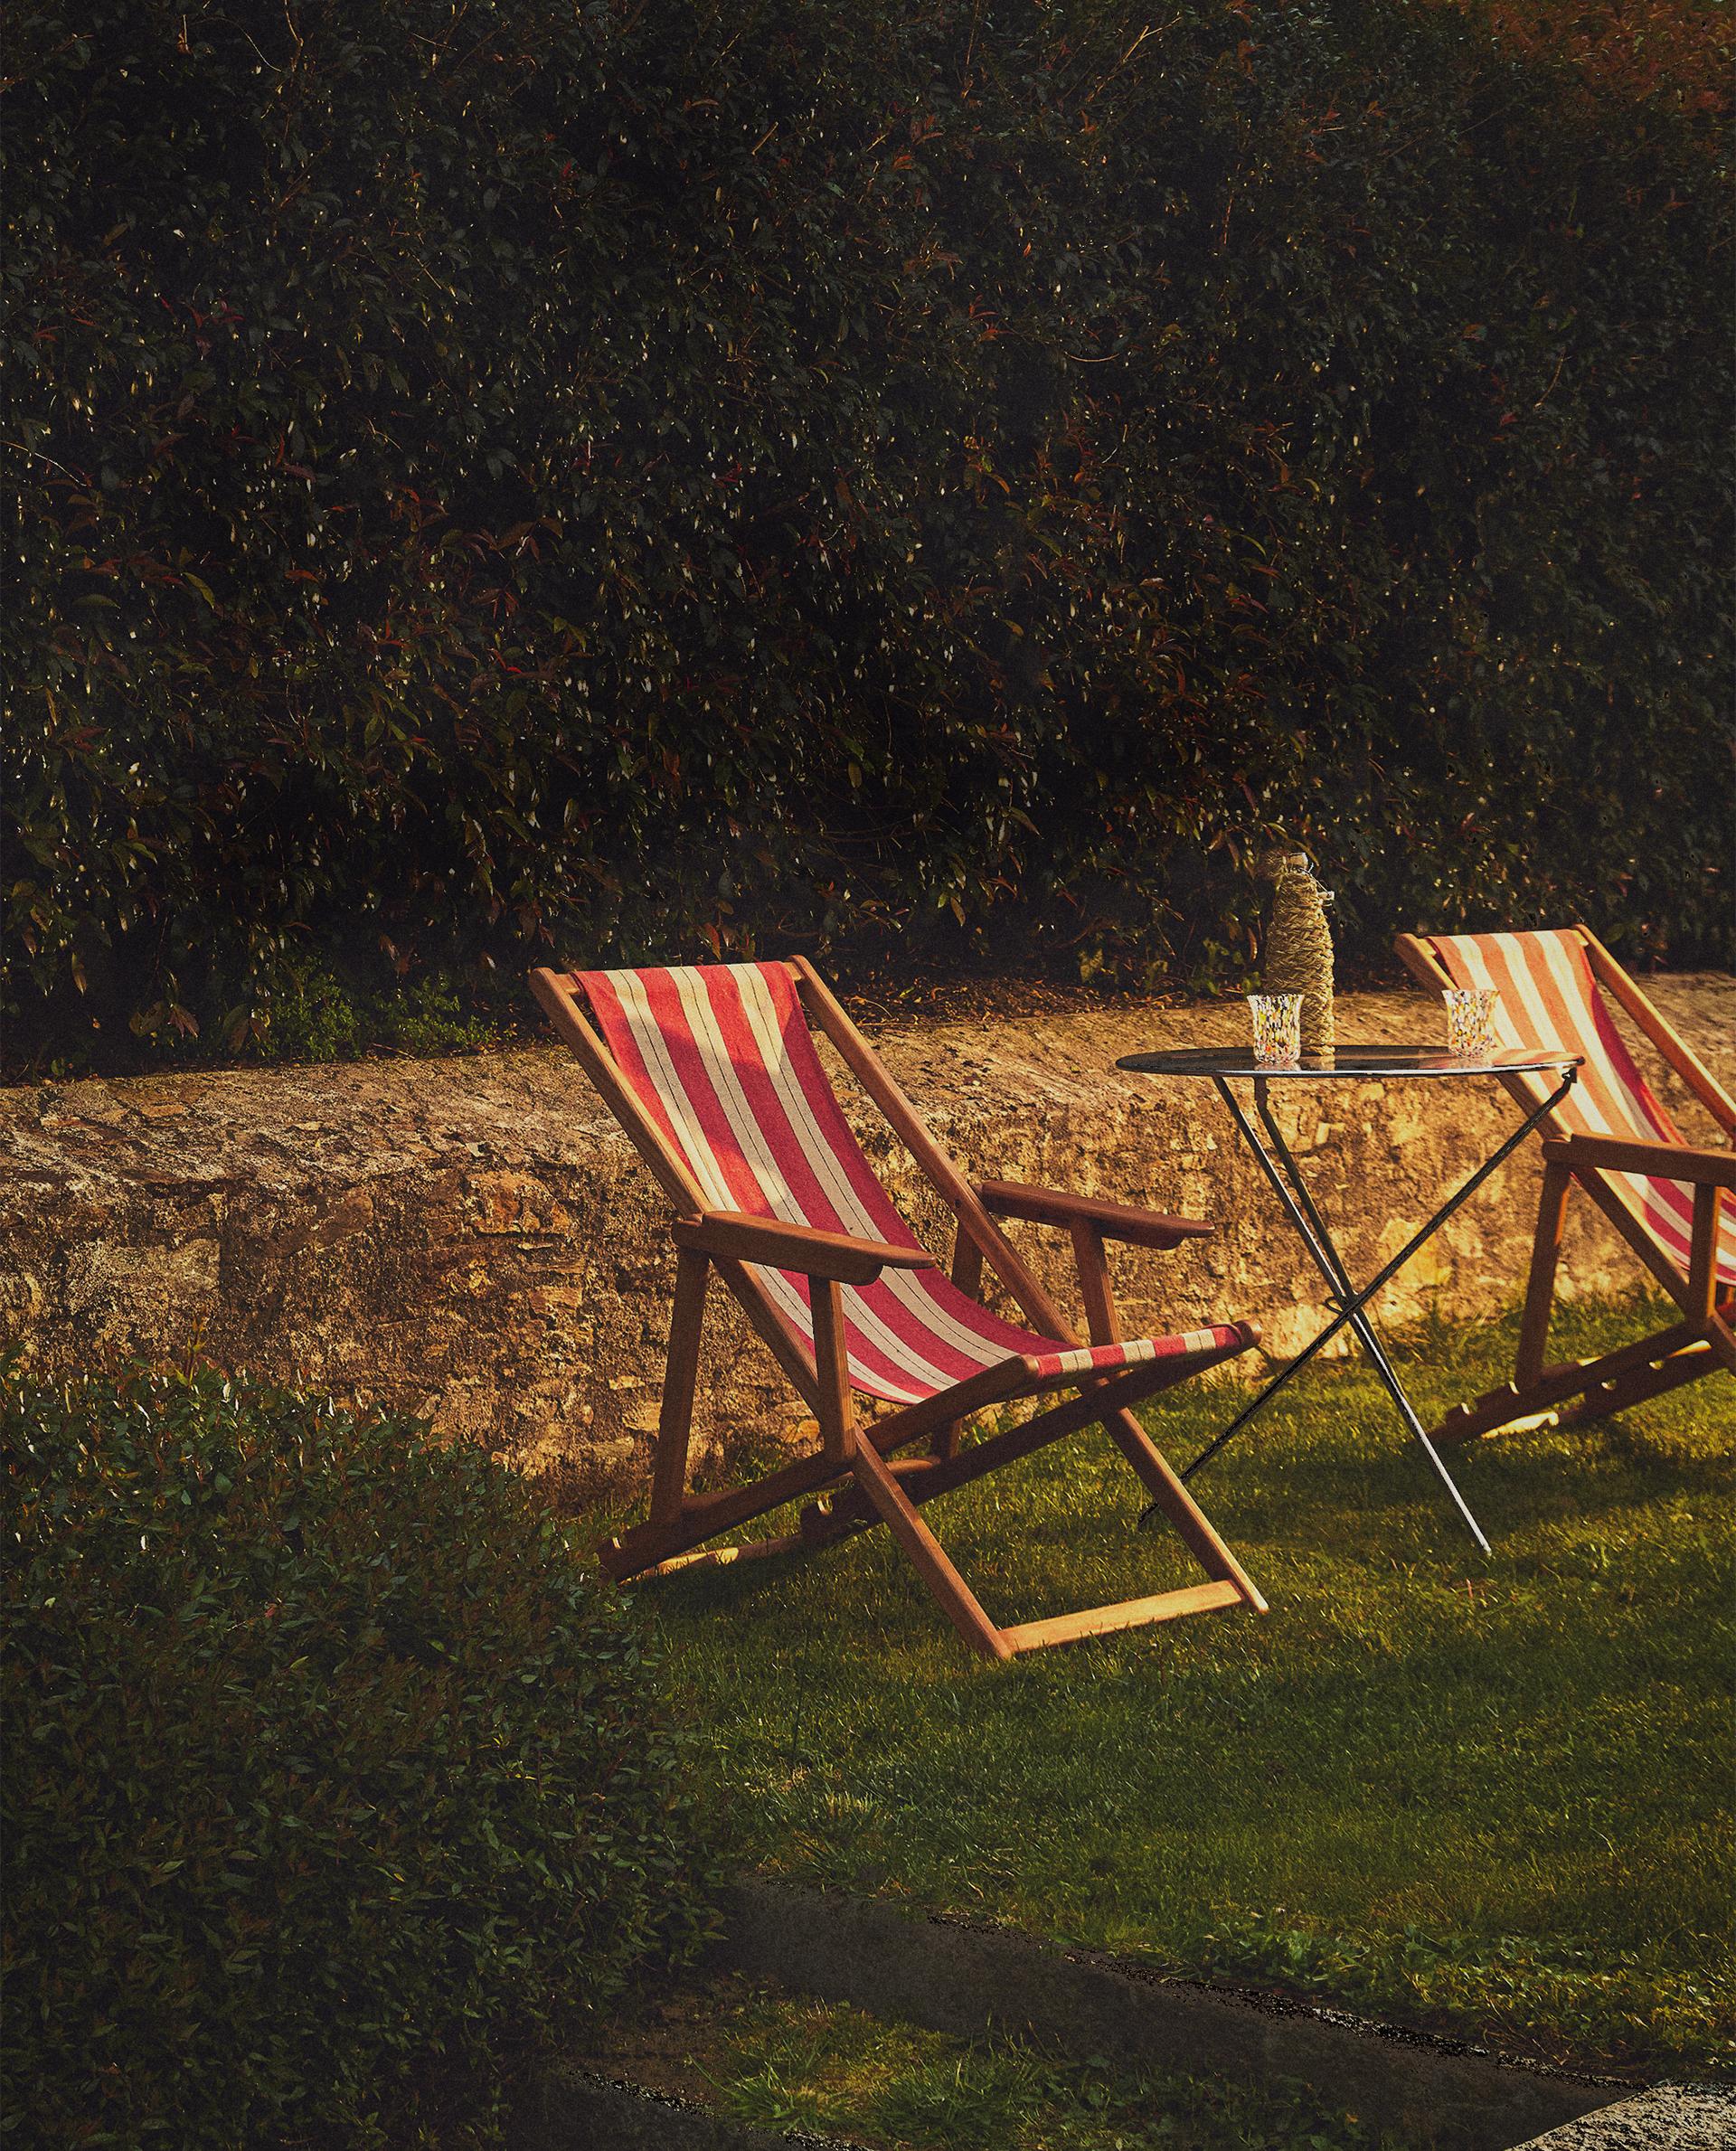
[1247,993,1304,1066]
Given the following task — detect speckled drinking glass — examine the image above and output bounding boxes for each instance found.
[1247,993,1304,1067]
[1443,986,1500,1061]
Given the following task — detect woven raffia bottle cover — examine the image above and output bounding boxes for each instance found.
[1261,850,1335,1049]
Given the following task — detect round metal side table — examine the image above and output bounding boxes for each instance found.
[1116,1044,1582,1552]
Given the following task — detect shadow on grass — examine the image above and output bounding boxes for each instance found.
[595,1300,1732,2078]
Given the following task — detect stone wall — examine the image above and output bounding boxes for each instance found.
[3,975,1730,1501]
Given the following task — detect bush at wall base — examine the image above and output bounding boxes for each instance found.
[0,1364,719,2149]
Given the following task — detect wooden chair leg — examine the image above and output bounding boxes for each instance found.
[1682,1200,1735,1379]
[1685,1184,1722,1329]
[846,1417,1260,1660]
[804,1269,992,1652]
[602,1448,849,1579]
[1549,1341,1720,1429]
[650,1246,709,1524]
[1711,1296,1736,1376]
[1049,1215,1258,1599]
[1061,1217,1264,1609]
[1429,1317,1709,1444]
[847,1437,1012,1661]
[1439,1184,1733,1444]
[1516,1158,1571,1388]
[809,1278,857,1466]
[1104,1408,1267,1610]
[998,1579,1244,1654]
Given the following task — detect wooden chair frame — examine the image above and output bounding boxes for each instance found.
[1395,925,1735,1442]
[531,957,1267,1660]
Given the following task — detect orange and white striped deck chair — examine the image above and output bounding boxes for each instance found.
[1395,927,1735,1442]
[531,958,1267,1659]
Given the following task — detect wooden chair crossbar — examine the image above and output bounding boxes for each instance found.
[1393,925,1734,1443]
[531,956,1268,1659]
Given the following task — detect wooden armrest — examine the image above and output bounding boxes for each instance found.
[1545,1136,1736,1190]
[976,1179,1213,1250]
[674,1211,938,1286]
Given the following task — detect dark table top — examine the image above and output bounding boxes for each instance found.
[1116,1044,1582,1081]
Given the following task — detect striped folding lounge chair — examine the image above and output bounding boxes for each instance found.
[530,957,1267,1660]
[1395,926,1735,1442]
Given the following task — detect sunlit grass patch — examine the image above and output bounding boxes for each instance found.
[614,1301,1734,2077]
[664,1984,1405,2150]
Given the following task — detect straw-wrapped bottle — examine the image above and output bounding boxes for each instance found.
[1261,850,1335,1050]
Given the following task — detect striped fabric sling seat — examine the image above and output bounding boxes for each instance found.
[531,956,1267,1660]
[579,962,1243,1405]
[1395,926,1735,1443]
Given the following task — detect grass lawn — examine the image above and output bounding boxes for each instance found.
[614,1300,1733,2080]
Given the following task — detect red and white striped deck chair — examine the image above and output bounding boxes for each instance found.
[1395,926,1735,1442]
[530,957,1267,1659]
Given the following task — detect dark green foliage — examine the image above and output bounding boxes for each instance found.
[1,1365,719,2148]
[4,0,1730,1066]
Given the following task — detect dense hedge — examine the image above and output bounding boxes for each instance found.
[4,0,1729,1064]
[1,1366,718,2148]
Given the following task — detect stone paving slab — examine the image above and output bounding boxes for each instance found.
[1507,2082,1736,2148]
